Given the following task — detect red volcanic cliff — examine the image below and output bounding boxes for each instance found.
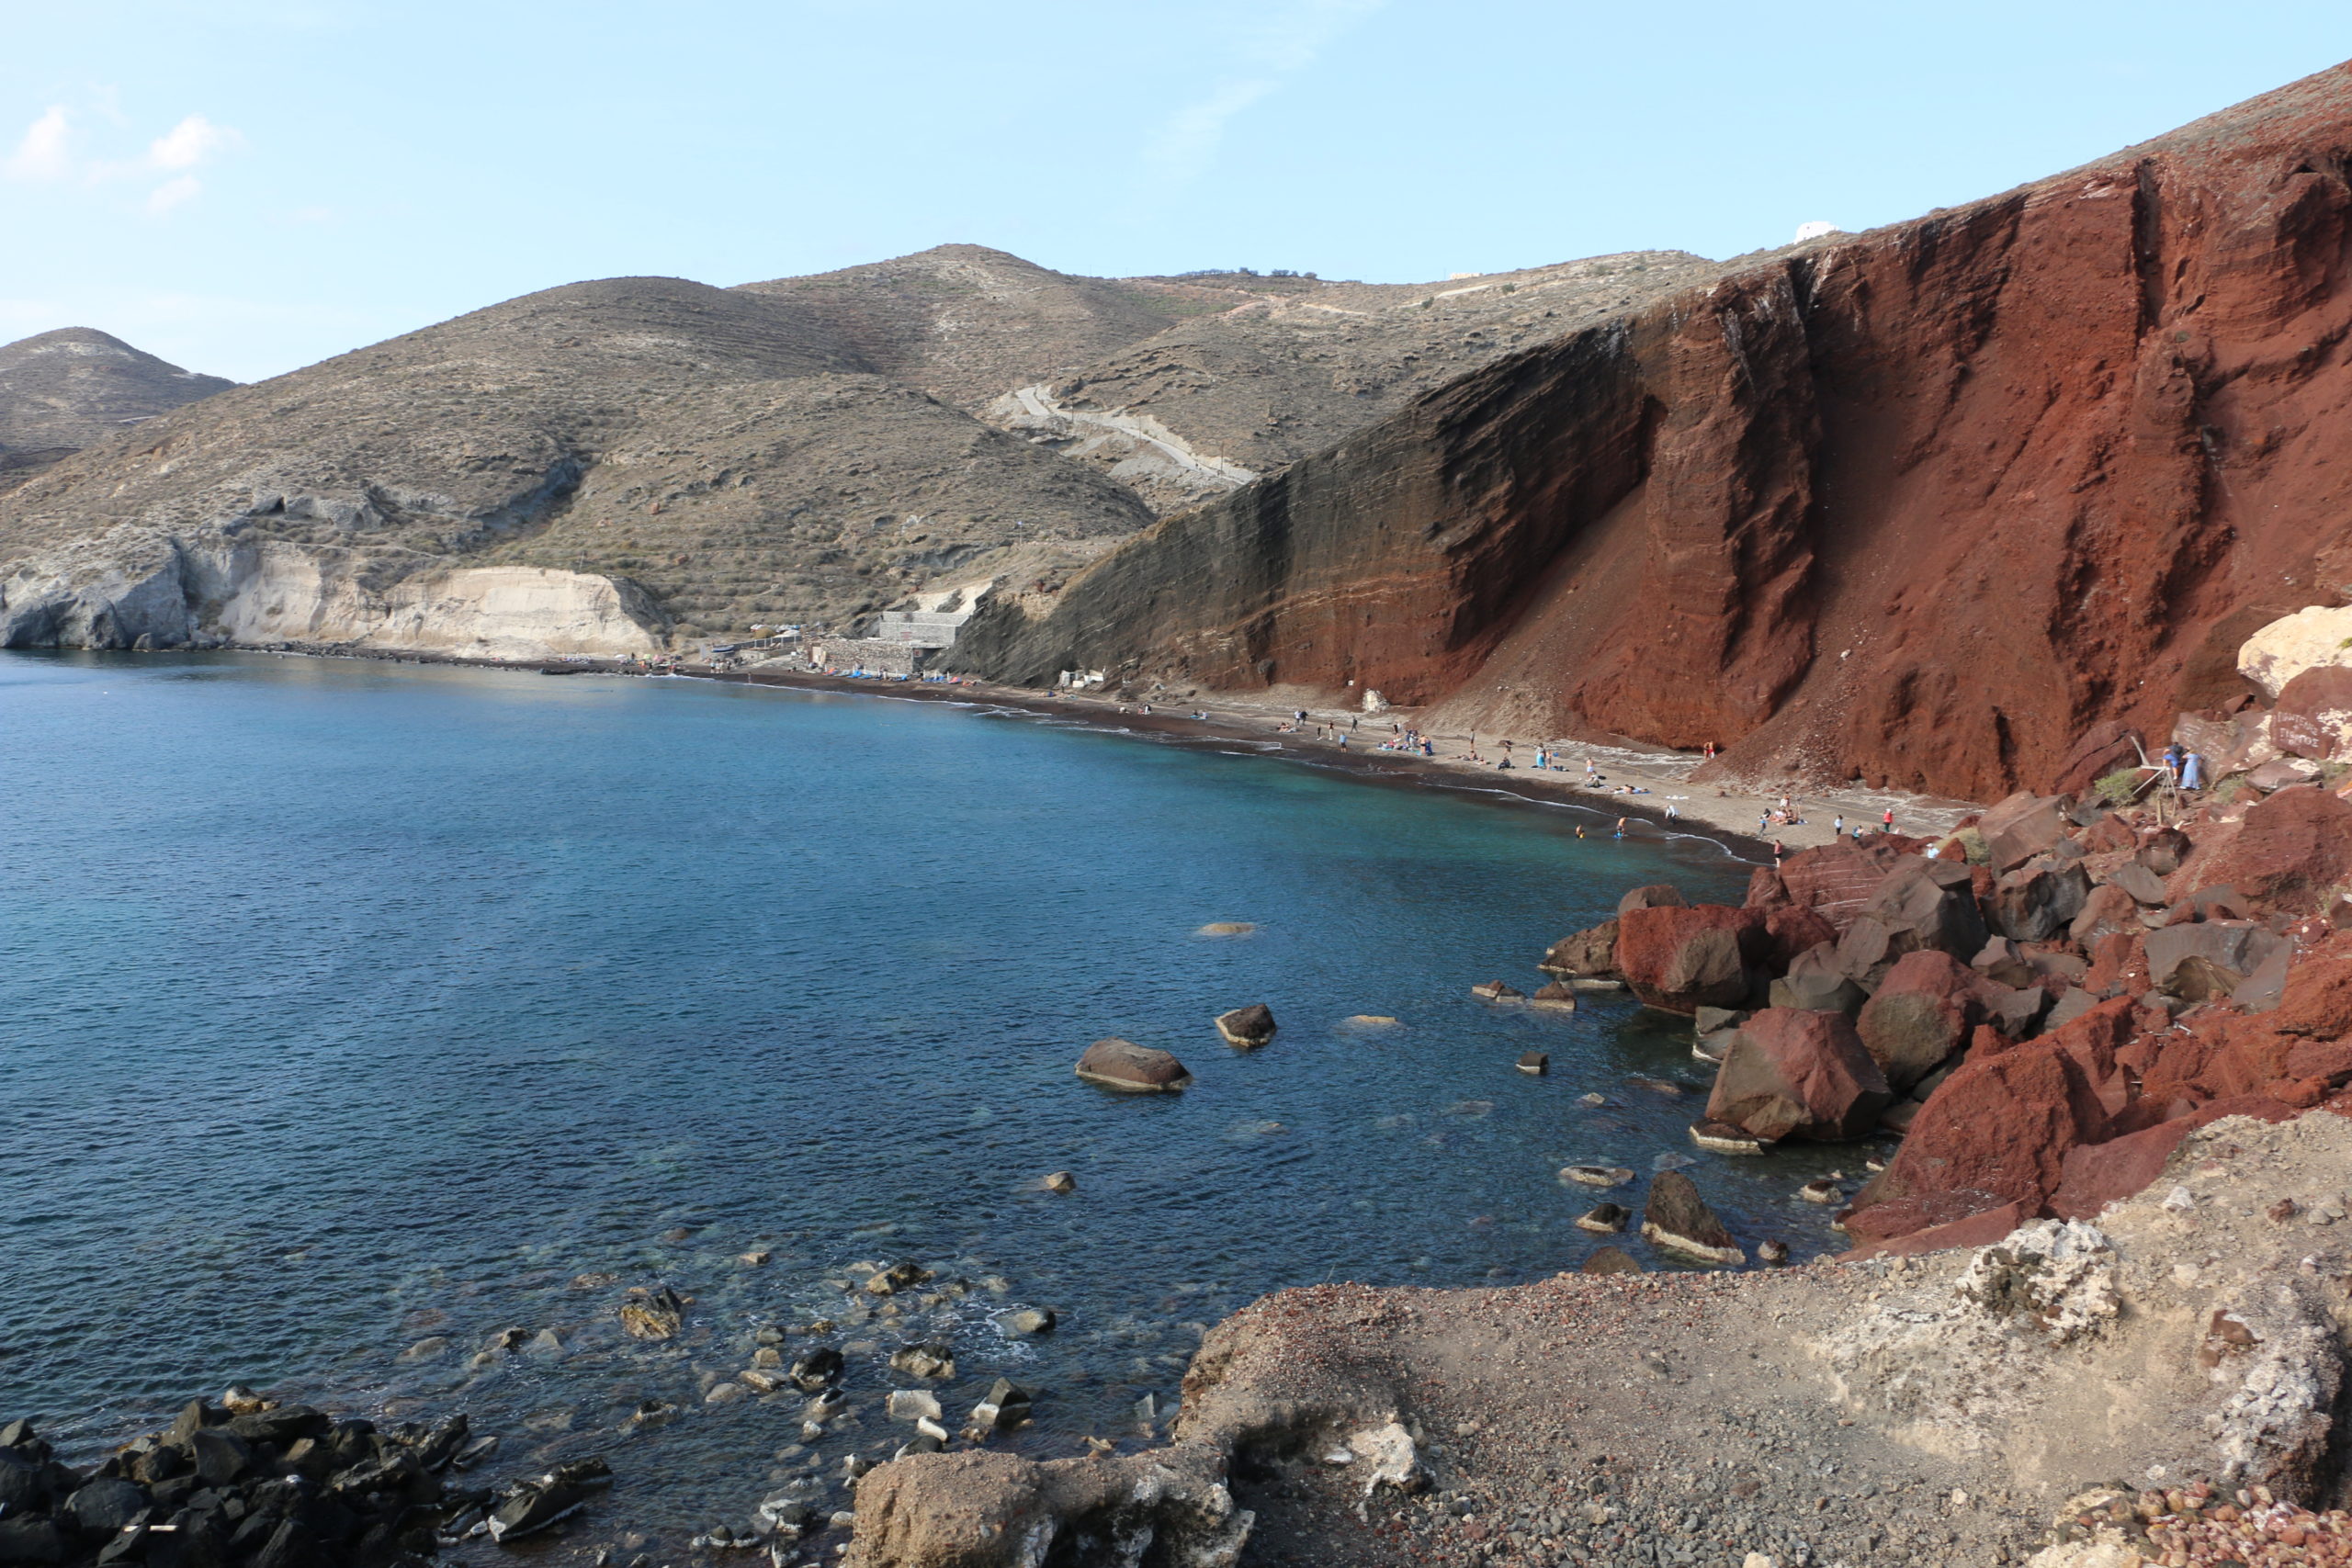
[953,62,2352,803]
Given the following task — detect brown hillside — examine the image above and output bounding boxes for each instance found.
[953,59,2352,804]
[729,244,1289,410]
[0,276,1148,637]
[0,327,232,479]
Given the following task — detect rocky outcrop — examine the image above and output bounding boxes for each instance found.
[0,536,667,660]
[953,62,2352,802]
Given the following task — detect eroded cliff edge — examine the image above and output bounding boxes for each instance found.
[952,62,2352,805]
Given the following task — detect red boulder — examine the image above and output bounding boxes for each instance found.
[1854,950,1985,1092]
[1773,841,1911,935]
[1614,904,1767,1014]
[1843,996,2145,1233]
[2269,667,2352,761]
[1704,1008,1892,1142]
[2048,1097,2299,1220]
[2169,786,2352,914]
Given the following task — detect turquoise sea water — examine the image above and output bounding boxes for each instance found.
[0,652,1871,1544]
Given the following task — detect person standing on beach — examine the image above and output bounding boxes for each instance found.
[1833,814,1845,838]
[1883,807,1895,834]
[1614,817,1627,837]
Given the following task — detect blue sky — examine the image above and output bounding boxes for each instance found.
[6,0,2349,382]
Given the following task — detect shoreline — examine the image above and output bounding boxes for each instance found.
[27,641,1984,856]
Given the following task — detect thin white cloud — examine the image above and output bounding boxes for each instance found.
[2,103,244,215]
[5,107,74,181]
[147,175,203,213]
[148,114,242,171]
[1143,78,1278,187]
[1137,0,1384,194]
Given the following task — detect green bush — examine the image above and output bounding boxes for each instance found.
[2093,767,2146,806]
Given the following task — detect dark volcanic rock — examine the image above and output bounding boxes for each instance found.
[1854,951,1985,1092]
[1640,1172,1743,1265]
[1213,1004,1276,1047]
[1540,919,1621,977]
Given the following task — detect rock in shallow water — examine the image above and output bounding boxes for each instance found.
[1641,1171,1745,1267]
[1074,1038,1193,1092]
[1214,1003,1276,1046]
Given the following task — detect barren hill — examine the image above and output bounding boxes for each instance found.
[980,250,1719,513]
[728,243,1297,409]
[0,275,1150,646]
[0,328,232,479]
[952,58,2352,804]
[0,243,1714,653]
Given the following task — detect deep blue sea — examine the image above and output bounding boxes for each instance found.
[0,651,1871,1545]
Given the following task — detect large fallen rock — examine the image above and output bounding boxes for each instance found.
[1844,998,2149,1235]
[2170,785,2352,914]
[2268,665,2352,761]
[1075,1039,1193,1092]
[1835,859,1988,990]
[1759,840,1911,934]
[1979,792,2072,874]
[1854,950,1984,1092]
[2143,922,2288,1002]
[847,1443,1251,1568]
[1613,904,1766,1014]
[2238,603,2352,697]
[1769,943,1869,1016]
[1704,1007,1892,1140]
[1990,862,2090,942]
[1616,884,1686,914]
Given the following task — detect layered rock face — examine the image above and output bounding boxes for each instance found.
[956,62,2352,803]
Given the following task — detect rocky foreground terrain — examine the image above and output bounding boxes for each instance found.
[842,731,2352,1565]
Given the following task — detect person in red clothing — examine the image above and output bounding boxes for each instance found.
[1882,807,1895,833]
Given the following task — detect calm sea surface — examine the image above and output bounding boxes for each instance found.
[0,651,1872,1544]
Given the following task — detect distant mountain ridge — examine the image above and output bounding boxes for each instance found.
[0,328,233,479]
[0,243,1702,653]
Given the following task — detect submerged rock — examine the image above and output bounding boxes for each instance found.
[1575,1202,1631,1234]
[1560,1165,1635,1188]
[618,1284,686,1341]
